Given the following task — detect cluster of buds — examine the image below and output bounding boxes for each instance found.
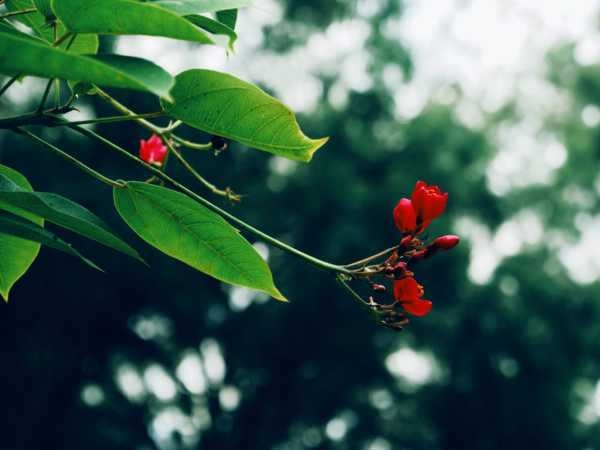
[345,181,459,331]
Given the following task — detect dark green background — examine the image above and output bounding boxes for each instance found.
[2,1,600,449]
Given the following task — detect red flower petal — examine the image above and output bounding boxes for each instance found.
[402,299,432,316]
[393,198,417,233]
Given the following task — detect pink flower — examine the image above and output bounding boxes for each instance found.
[139,134,167,166]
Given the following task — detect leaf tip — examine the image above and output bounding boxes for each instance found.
[270,287,288,302]
[304,136,329,162]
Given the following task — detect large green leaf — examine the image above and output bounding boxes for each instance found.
[161,69,329,162]
[51,0,225,46]
[0,211,102,272]
[0,165,41,302]
[6,0,98,54]
[150,0,250,15]
[0,173,145,264]
[0,30,173,98]
[113,182,286,301]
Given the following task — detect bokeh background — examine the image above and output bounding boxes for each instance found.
[2,0,600,449]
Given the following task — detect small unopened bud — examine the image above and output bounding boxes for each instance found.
[211,135,229,154]
[433,235,460,250]
[372,283,386,293]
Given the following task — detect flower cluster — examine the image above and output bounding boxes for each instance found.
[345,181,459,331]
[139,134,168,166]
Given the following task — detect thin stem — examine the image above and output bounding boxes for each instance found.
[67,111,164,126]
[17,128,125,188]
[0,75,19,98]
[344,245,399,268]
[0,7,36,19]
[172,134,212,151]
[164,120,182,132]
[95,86,163,134]
[70,124,349,274]
[95,87,212,150]
[37,79,54,112]
[168,141,240,202]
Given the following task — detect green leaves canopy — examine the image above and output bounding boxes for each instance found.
[51,0,226,46]
[0,29,174,98]
[0,165,41,301]
[113,182,286,301]
[162,69,329,162]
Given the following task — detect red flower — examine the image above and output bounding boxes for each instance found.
[393,277,432,316]
[411,181,448,227]
[393,198,417,233]
[433,234,460,250]
[139,134,168,166]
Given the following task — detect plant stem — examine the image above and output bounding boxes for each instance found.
[17,128,125,188]
[95,87,212,150]
[0,7,36,19]
[70,124,349,274]
[37,79,54,112]
[94,86,163,134]
[172,134,212,150]
[67,111,164,126]
[168,141,240,202]
[344,245,398,268]
[0,75,19,98]
[52,31,72,48]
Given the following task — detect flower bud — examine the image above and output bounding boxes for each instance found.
[372,283,386,293]
[433,235,460,250]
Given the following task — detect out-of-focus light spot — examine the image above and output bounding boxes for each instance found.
[115,363,146,402]
[269,157,297,177]
[301,427,323,448]
[499,276,519,296]
[385,348,437,385]
[192,404,212,431]
[200,338,226,385]
[219,385,241,411]
[176,351,207,395]
[582,105,600,127]
[366,437,392,450]
[575,378,600,424]
[325,418,347,441]
[328,81,349,109]
[81,384,105,407]
[357,0,385,18]
[130,313,172,341]
[559,215,600,284]
[229,286,254,311]
[150,406,201,449]
[575,36,600,66]
[497,356,520,378]
[369,388,393,410]
[144,364,177,401]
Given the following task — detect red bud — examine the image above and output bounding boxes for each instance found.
[433,235,460,250]
[372,284,386,293]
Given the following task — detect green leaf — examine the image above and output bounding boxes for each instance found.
[184,15,236,50]
[51,0,226,47]
[6,0,98,54]
[216,9,238,30]
[113,182,286,301]
[0,173,145,264]
[161,69,329,162]
[150,0,250,15]
[0,165,41,302]
[0,30,174,99]
[0,211,102,272]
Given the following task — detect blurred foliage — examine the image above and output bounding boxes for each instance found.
[2,0,600,449]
